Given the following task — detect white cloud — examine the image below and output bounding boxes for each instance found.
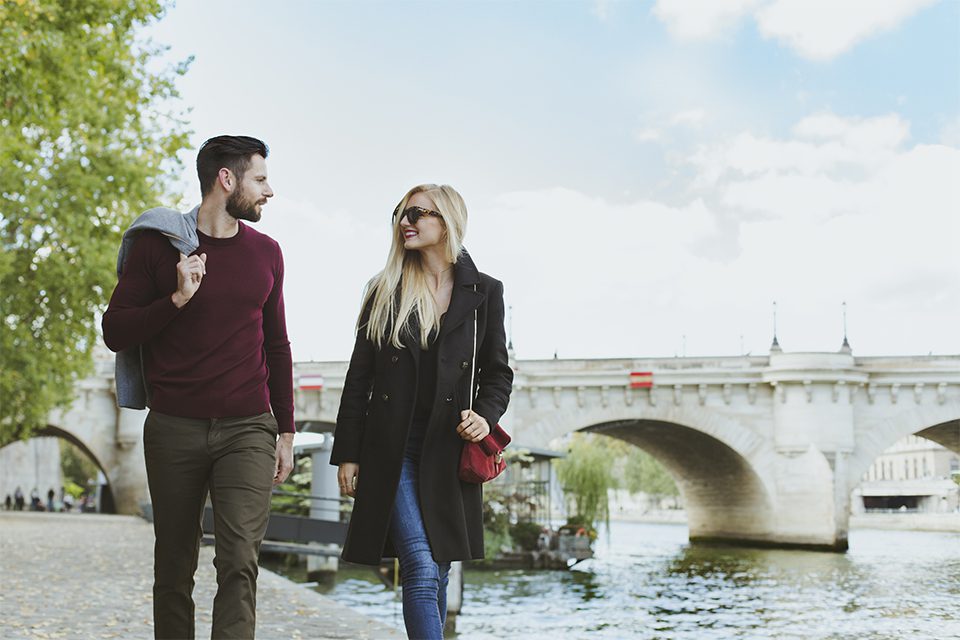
[671,108,708,127]
[634,127,662,142]
[652,0,764,40]
[255,196,391,361]
[941,115,960,146]
[685,113,958,353]
[792,112,911,148]
[652,0,940,60]
[690,113,911,187]
[632,108,708,145]
[755,0,940,61]
[256,114,958,361]
[592,0,619,21]
[468,189,726,358]
[489,113,959,358]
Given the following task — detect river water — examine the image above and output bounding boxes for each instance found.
[268,522,960,639]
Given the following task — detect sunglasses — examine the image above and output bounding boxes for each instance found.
[394,205,442,225]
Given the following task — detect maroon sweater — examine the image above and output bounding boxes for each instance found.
[102,222,295,433]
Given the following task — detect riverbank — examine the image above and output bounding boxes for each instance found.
[0,511,402,639]
[850,512,960,532]
[611,509,960,532]
[610,509,688,525]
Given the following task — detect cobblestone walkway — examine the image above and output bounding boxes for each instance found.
[0,512,403,639]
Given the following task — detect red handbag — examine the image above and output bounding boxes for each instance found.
[458,292,511,483]
[459,423,511,483]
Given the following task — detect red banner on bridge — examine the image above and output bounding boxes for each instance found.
[629,371,653,388]
[298,375,324,390]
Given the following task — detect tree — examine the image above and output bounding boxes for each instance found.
[0,0,191,441]
[624,447,680,504]
[271,454,312,517]
[552,433,682,531]
[553,433,619,532]
[60,438,98,489]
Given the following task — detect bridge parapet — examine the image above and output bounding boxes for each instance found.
[42,350,959,550]
[288,354,960,422]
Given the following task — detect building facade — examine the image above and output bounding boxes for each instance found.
[856,435,960,513]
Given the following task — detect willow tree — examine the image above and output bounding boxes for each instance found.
[0,0,191,441]
[624,447,680,503]
[553,433,620,532]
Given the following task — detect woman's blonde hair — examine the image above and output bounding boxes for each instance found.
[362,184,468,349]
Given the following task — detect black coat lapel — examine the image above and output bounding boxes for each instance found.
[438,250,484,342]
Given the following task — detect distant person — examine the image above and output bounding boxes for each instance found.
[14,486,24,511]
[30,487,39,511]
[63,493,74,512]
[332,184,513,639]
[46,488,55,512]
[538,527,552,551]
[4,494,10,511]
[102,135,295,639]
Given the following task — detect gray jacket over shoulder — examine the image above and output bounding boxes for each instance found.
[113,205,200,409]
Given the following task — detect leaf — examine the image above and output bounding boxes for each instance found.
[0,0,192,443]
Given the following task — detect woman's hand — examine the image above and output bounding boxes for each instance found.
[338,463,359,498]
[457,410,490,442]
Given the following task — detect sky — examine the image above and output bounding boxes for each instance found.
[143,0,960,362]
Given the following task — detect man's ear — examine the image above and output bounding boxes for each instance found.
[217,167,234,192]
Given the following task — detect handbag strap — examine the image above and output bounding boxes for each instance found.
[469,285,477,412]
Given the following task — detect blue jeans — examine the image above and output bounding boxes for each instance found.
[389,456,451,639]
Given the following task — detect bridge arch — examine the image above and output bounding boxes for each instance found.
[32,424,109,479]
[41,401,148,515]
[1,424,117,513]
[525,405,783,546]
[847,399,960,485]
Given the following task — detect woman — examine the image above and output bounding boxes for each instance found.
[331,184,513,639]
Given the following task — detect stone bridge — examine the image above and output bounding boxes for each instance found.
[25,347,960,551]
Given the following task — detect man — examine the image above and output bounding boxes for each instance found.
[102,135,295,639]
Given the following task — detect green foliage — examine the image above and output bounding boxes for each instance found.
[63,480,85,499]
[553,433,619,533]
[481,483,514,557]
[59,439,98,487]
[552,433,681,531]
[483,526,513,559]
[271,455,312,516]
[509,521,543,552]
[624,447,679,499]
[0,0,192,441]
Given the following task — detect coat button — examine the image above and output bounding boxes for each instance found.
[445,395,453,403]
[460,360,470,370]
[391,355,399,363]
[381,394,389,402]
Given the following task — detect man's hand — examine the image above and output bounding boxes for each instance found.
[273,433,294,486]
[457,410,490,442]
[172,252,207,308]
[338,463,359,498]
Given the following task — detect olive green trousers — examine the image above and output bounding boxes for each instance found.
[144,410,277,640]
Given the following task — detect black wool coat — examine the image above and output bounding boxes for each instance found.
[329,251,514,565]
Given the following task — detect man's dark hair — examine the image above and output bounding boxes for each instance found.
[196,135,269,196]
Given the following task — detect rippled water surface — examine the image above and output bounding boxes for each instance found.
[270,522,960,639]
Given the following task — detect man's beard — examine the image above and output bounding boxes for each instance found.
[226,188,262,222]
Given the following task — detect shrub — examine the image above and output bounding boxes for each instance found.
[510,521,543,551]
